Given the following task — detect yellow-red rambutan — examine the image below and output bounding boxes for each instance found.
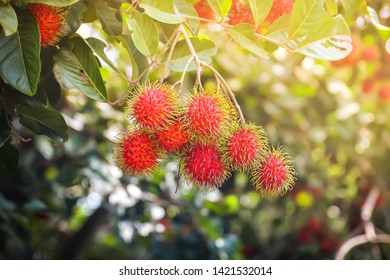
[250,147,296,196]
[180,142,230,190]
[114,128,162,176]
[182,90,235,141]
[28,3,67,47]
[127,83,179,131]
[220,123,268,172]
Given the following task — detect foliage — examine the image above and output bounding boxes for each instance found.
[0,0,390,260]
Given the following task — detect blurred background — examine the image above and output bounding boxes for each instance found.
[1,0,390,260]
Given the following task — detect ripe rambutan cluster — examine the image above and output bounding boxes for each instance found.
[227,0,293,29]
[28,3,68,47]
[114,82,296,196]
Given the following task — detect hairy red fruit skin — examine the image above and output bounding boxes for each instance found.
[155,120,189,153]
[228,0,293,27]
[128,83,179,131]
[265,0,293,24]
[250,147,295,196]
[228,0,254,26]
[114,129,161,176]
[28,4,67,47]
[220,124,268,172]
[194,0,214,20]
[180,143,230,190]
[183,90,235,141]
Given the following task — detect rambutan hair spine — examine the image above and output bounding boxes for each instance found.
[28,3,69,47]
[181,89,238,143]
[113,126,164,177]
[250,146,296,196]
[126,82,181,132]
[178,141,231,192]
[219,122,269,173]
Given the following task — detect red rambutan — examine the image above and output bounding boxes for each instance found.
[114,128,161,176]
[180,142,230,190]
[250,147,295,196]
[127,83,179,131]
[228,0,254,26]
[265,0,293,24]
[183,90,234,141]
[28,3,67,47]
[155,120,189,153]
[221,124,268,172]
[194,0,214,20]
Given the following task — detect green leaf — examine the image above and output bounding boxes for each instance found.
[0,141,18,175]
[264,14,290,43]
[126,11,159,58]
[65,0,87,34]
[24,0,80,7]
[295,15,352,60]
[53,37,108,102]
[93,0,123,35]
[0,10,40,96]
[248,0,274,27]
[0,3,17,36]
[324,0,338,17]
[366,6,390,40]
[85,37,128,79]
[340,0,361,24]
[140,0,184,24]
[16,105,68,141]
[119,35,149,81]
[168,37,217,72]
[228,23,268,58]
[175,0,199,34]
[207,0,232,18]
[288,0,329,40]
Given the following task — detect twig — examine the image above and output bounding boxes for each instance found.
[335,234,390,260]
[172,56,194,94]
[335,185,390,260]
[159,29,181,84]
[178,25,203,91]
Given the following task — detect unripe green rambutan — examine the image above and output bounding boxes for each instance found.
[28,3,67,47]
[182,90,235,141]
[180,142,230,191]
[155,120,189,153]
[250,147,296,196]
[127,83,179,131]
[220,123,268,172]
[114,128,162,176]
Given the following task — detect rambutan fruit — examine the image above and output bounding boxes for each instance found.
[182,90,235,141]
[114,128,162,176]
[127,83,179,131]
[28,3,67,47]
[220,123,268,172]
[180,142,230,190]
[250,147,296,196]
[265,0,293,24]
[155,120,189,153]
[228,0,254,26]
[193,0,214,20]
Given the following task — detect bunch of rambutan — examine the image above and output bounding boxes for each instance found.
[114,82,296,196]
